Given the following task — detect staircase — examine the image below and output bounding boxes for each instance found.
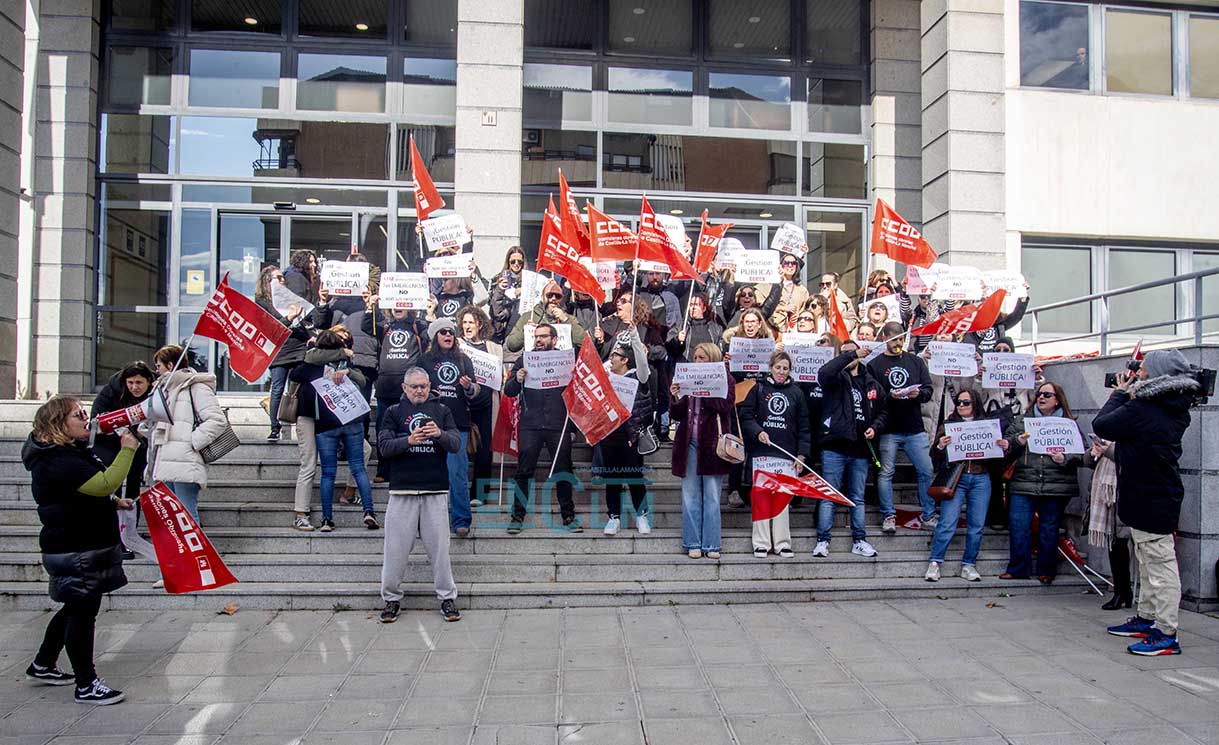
[0,398,1086,610]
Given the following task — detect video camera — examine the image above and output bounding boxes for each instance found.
[1104,358,1216,406]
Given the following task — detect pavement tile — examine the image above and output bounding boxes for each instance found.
[479,694,558,725]
[0,701,87,735]
[630,646,696,669]
[422,650,493,674]
[867,681,955,710]
[561,667,632,694]
[634,665,707,690]
[493,647,560,671]
[487,669,559,695]
[397,696,480,728]
[639,689,722,720]
[353,650,427,675]
[716,686,801,716]
[729,714,828,745]
[558,721,645,744]
[971,703,1086,736]
[470,724,558,745]
[1048,696,1166,729]
[562,647,628,670]
[642,717,734,745]
[1094,726,1208,745]
[809,709,913,744]
[842,658,924,684]
[386,727,472,745]
[411,670,487,696]
[302,731,385,745]
[59,702,170,737]
[791,682,875,713]
[311,698,399,731]
[939,677,1034,705]
[130,736,218,745]
[279,653,358,677]
[706,664,780,689]
[147,702,247,734]
[182,675,274,704]
[260,674,344,702]
[889,705,997,741]
[227,702,320,736]
[560,692,638,723]
[335,673,412,700]
[774,662,852,687]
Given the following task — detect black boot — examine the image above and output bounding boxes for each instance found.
[1101,594,1132,611]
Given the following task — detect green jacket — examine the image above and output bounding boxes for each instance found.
[1003,414,1082,500]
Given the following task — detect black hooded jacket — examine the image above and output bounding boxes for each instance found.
[739,376,811,461]
[818,351,885,456]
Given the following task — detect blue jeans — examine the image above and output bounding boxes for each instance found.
[929,472,991,566]
[878,432,935,521]
[448,432,471,530]
[680,442,723,553]
[167,481,201,524]
[316,421,374,521]
[817,449,869,543]
[267,366,289,432]
[1007,492,1063,578]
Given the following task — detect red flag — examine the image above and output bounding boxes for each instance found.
[910,289,1007,337]
[558,169,591,258]
[194,273,291,383]
[638,196,701,281]
[750,470,854,522]
[586,202,639,263]
[1130,338,1144,361]
[562,341,631,446]
[491,394,521,457]
[538,197,606,304]
[140,482,238,594]
[826,293,851,342]
[871,199,936,269]
[410,135,445,221]
[694,210,734,274]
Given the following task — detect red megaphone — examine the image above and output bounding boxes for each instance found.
[95,388,174,434]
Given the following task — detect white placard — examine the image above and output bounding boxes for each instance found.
[421,213,469,253]
[117,507,157,563]
[320,261,370,296]
[580,258,619,291]
[311,373,371,425]
[637,259,670,274]
[945,419,1003,462]
[460,342,503,392]
[524,349,575,390]
[424,253,473,279]
[674,362,729,399]
[753,455,797,479]
[781,332,820,349]
[791,345,836,384]
[863,341,887,364]
[655,214,687,256]
[770,223,807,255]
[378,272,429,310]
[982,353,1036,390]
[728,337,776,373]
[905,265,936,296]
[982,269,1027,297]
[932,265,985,301]
[732,250,781,283]
[715,246,743,272]
[608,372,638,412]
[270,280,314,321]
[1025,416,1085,455]
[523,323,573,352]
[518,270,548,314]
[927,341,978,377]
[858,294,902,324]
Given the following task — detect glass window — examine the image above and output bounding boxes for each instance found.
[404,0,457,44]
[395,125,456,182]
[292,122,391,179]
[803,143,866,199]
[525,0,597,50]
[101,114,174,174]
[1110,249,1175,336]
[190,0,282,34]
[601,197,793,224]
[179,208,213,308]
[404,58,457,120]
[608,0,693,56]
[299,0,388,39]
[709,72,791,130]
[805,211,863,294]
[806,0,862,65]
[107,47,172,107]
[96,311,167,386]
[607,67,693,126]
[294,217,357,266]
[297,53,387,113]
[179,116,264,176]
[100,206,170,307]
[1105,9,1173,96]
[109,0,176,32]
[808,78,862,135]
[1196,252,1219,336]
[1021,245,1091,335]
[1019,1,1090,90]
[523,63,593,123]
[602,133,797,195]
[1189,15,1219,100]
[176,313,210,372]
[188,49,281,109]
[708,0,791,59]
[218,213,281,302]
[522,129,597,188]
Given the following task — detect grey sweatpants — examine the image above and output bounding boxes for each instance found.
[381,491,458,603]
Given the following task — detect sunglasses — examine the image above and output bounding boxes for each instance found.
[1037,390,1057,399]
[739,293,755,298]
[509,259,524,265]
[819,281,834,288]
[782,261,799,267]
[436,329,455,336]
[545,292,563,299]
[798,316,815,322]
[956,399,974,407]
[815,338,829,346]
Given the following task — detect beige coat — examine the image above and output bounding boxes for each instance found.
[144,370,227,487]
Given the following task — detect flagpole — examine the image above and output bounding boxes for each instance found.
[679,288,694,340]
[548,416,571,480]
[497,457,506,507]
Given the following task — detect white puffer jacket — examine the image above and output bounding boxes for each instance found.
[144,370,226,487]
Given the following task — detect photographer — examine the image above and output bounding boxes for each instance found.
[1094,349,1200,656]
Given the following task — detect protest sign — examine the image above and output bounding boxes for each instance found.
[926,341,978,377]
[790,345,836,383]
[932,265,985,301]
[378,272,429,310]
[524,323,572,351]
[311,372,371,425]
[859,294,902,325]
[781,332,820,349]
[770,223,807,255]
[460,342,504,391]
[732,250,781,283]
[117,507,156,563]
[524,348,575,389]
[637,259,670,274]
[421,213,468,253]
[270,280,314,321]
[674,362,729,398]
[518,269,547,314]
[752,455,797,479]
[982,270,1027,297]
[982,353,1036,389]
[1025,416,1085,455]
[655,213,687,253]
[945,419,1003,462]
[608,372,639,412]
[715,245,743,272]
[580,259,618,291]
[320,261,369,296]
[141,482,238,594]
[424,253,472,279]
[905,265,936,295]
[728,337,775,373]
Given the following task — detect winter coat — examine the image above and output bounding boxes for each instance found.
[636,285,681,330]
[505,302,589,353]
[739,376,811,462]
[665,315,726,361]
[145,370,226,487]
[255,297,315,368]
[288,348,370,434]
[504,355,568,432]
[331,308,380,372]
[817,351,885,455]
[283,267,316,305]
[1092,373,1199,535]
[1004,412,1082,500]
[488,271,523,343]
[756,280,809,331]
[670,367,735,477]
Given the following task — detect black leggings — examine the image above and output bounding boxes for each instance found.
[595,431,647,518]
[35,595,103,688]
[1109,534,1133,600]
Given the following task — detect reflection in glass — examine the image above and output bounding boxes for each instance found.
[803,143,866,199]
[708,0,790,59]
[300,0,388,38]
[395,218,424,272]
[1106,9,1173,95]
[404,58,457,120]
[805,211,863,294]
[179,117,263,176]
[101,207,170,307]
[522,130,597,188]
[1019,1,1090,90]
[395,125,456,182]
[1110,249,1175,336]
[1190,16,1219,99]
[1195,252,1219,335]
[101,114,173,174]
[107,47,172,107]
[524,64,592,123]
[188,49,280,109]
[177,313,210,374]
[294,217,356,266]
[103,182,173,202]
[709,72,791,130]
[808,78,862,134]
[96,311,167,386]
[525,0,596,50]
[404,0,457,44]
[298,54,387,113]
[1020,245,1091,335]
[806,0,862,65]
[292,122,390,179]
[191,0,281,34]
[359,214,390,271]
[110,0,175,32]
[180,209,213,307]
[219,213,281,301]
[602,133,796,196]
[608,0,693,55]
[608,68,693,126]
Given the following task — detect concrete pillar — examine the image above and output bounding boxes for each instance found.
[871,0,923,225]
[920,0,1006,269]
[0,0,23,397]
[455,0,523,276]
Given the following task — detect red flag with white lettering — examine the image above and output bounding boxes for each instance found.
[491,394,521,457]
[586,202,639,263]
[410,135,445,221]
[561,341,631,446]
[140,482,238,594]
[558,169,591,258]
[694,209,734,274]
[870,199,937,269]
[751,470,855,522]
[826,293,851,342]
[538,197,606,304]
[638,196,701,281]
[193,273,291,383]
[910,289,1007,337]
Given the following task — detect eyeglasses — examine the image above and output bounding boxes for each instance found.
[405,383,429,390]
[534,334,552,341]
[1036,391,1056,399]
[610,351,627,359]
[815,338,829,346]
[436,329,455,337]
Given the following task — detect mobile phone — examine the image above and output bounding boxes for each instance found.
[1103,372,1120,388]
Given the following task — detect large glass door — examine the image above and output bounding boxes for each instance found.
[216,212,282,391]
[802,207,867,298]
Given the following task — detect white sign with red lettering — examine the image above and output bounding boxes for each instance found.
[790,345,836,383]
[421,213,468,253]
[945,419,1003,462]
[524,349,575,390]
[905,265,936,295]
[378,272,429,310]
[320,261,369,296]
[459,342,504,392]
[1026,416,1085,455]
[982,353,1036,389]
[608,372,639,412]
[982,270,1027,297]
[637,259,670,274]
[424,253,473,279]
[752,455,797,479]
[926,341,978,377]
[311,374,371,425]
[518,270,547,314]
[674,362,729,398]
[770,223,807,255]
[728,337,775,373]
[932,265,985,301]
[732,250,781,283]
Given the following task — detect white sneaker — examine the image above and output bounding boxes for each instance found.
[852,540,877,558]
[922,515,940,531]
[881,516,897,534]
[636,514,651,534]
[152,578,164,589]
[960,565,981,582]
[812,541,830,557]
[603,517,620,536]
[924,562,941,582]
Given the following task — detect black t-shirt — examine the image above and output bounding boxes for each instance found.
[420,351,477,431]
[868,352,932,435]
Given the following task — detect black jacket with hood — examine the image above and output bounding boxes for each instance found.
[739,375,811,462]
[818,350,885,456]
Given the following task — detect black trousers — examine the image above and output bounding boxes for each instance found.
[512,427,575,522]
[470,404,494,487]
[1109,535,1133,600]
[35,595,103,688]
[594,431,647,518]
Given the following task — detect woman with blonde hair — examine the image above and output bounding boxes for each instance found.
[670,342,733,558]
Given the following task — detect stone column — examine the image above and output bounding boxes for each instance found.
[871,0,923,230]
[920,0,1006,269]
[0,0,24,397]
[455,0,523,276]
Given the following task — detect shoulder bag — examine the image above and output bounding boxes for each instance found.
[715,408,746,465]
[189,385,241,464]
[635,426,660,456]
[277,381,300,424]
[928,461,965,501]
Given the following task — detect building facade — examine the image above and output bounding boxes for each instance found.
[0,0,1216,396]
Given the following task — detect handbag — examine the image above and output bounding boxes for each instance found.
[715,409,746,465]
[635,426,660,456]
[468,423,481,456]
[189,386,241,464]
[928,461,965,501]
[277,382,300,424]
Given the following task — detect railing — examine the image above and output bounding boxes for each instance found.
[1022,266,1219,356]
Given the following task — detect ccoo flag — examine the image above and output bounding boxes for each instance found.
[910,289,1007,337]
[538,196,606,304]
[194,273,291,382]
[409,135,445,221]
[693,209,734,274]
[141,482,238,594]
[561,341,631,446]
[586,202,640,263]
[871,199,937,269]
[751,470,855,522]
[638,196,702,281]
[558,169,591,258]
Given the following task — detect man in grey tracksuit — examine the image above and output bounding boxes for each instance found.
[376,367,462,623]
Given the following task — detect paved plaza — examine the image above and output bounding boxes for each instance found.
[0,595,1217,745]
